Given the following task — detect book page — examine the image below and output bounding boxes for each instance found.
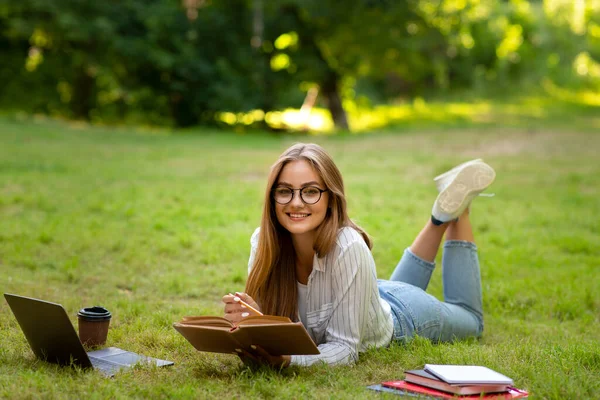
[237,315,292,326]
[179,316,234,328]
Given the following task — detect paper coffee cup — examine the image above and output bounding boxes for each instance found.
[77,306,111,347]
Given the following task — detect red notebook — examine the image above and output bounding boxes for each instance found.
[382,381,529,399]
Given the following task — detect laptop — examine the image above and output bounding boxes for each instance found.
[4,293,174,377]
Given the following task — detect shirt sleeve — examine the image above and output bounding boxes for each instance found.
[290,239,375,366]
[247,227,260,274]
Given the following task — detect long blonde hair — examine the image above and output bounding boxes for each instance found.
[245,143,372,320]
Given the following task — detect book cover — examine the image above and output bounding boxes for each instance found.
[173,315,320,356]
[381,381,529,399]
[424,364,514,385]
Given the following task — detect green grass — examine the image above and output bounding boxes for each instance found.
[0,110,599,399]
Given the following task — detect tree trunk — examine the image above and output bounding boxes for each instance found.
[252,0,273,128]
[280,4,350,131]
[322,72,349,131]
[71,66,95,120]
[169,92,197,127]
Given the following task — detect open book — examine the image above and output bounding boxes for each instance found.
[173,315,320,356]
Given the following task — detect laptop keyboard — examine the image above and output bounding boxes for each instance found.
[90,357,124,375]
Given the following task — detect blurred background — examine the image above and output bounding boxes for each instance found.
[1,0,599,132]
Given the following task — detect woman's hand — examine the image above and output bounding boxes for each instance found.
[236,345,291,369]
[222,292,262,324]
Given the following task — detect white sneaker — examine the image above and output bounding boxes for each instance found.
[433,159,483,192]
[431,161,496,224]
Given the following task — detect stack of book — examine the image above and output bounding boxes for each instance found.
[370,364,528,399]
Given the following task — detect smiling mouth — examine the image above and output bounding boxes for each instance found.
[288,213,310,218]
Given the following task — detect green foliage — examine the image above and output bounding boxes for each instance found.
[0,0,599,127]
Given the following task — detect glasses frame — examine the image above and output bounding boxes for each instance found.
[272,186,328,205]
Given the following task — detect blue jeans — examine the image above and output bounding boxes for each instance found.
[378,240,483,343]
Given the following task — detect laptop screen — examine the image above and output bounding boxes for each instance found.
[4,294,93,368]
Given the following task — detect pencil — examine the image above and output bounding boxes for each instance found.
[229,293,264,316]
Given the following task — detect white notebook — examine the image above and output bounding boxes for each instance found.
[423,364,514,385]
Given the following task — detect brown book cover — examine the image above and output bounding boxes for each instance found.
[173,315,320,356]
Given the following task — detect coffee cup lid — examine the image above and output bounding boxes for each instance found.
[77,306,111,321]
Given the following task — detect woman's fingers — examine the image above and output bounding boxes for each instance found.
[224,311,251,322]
[224,302,247,314]
[236,348,261,367]
[249,345,270,359]
[238,345,290,368]
[222,293,251,320]
[223,292,260,322]
[233,292,262,315]
[234,292,259,308]
[222,293,239,304]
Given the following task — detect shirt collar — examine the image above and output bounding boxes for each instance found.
[313,252,326,272]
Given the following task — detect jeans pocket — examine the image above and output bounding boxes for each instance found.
[385,283,443,342]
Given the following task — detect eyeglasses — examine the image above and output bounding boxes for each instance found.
[272,186,328,205]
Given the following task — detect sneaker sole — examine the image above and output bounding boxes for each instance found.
[433,159,483,192]
[437,163,496,215]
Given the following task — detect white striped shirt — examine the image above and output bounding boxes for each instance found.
[248,227,394,366]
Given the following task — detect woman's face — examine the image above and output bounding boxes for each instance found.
[274,160,329,239]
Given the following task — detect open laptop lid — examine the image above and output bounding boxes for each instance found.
[4,293,93,368]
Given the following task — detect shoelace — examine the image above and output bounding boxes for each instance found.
[478,193,495,197]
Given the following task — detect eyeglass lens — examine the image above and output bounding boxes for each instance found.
[274,186,322,204]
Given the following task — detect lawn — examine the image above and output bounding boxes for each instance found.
[0,111,599,399]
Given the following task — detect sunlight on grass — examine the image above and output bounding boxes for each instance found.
[542,78,600,106]
[215,83,598,134]
[217,108,334,132]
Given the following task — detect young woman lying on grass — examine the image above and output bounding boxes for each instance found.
[222,143,495,368]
